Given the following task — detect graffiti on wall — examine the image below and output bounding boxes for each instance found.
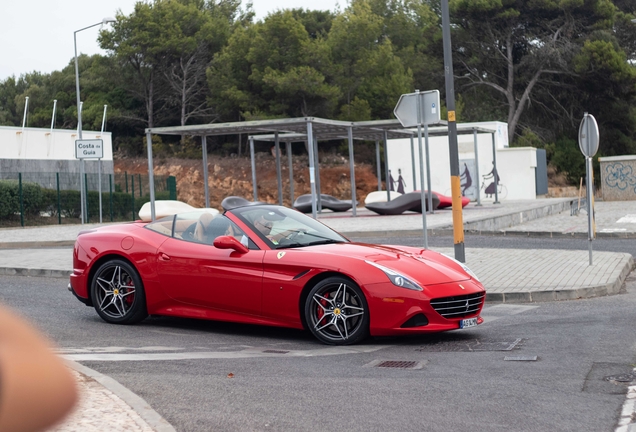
[459,159,477,200]
[389,169,408,194]
[604,163,636,193]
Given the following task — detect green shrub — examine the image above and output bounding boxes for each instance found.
[59,190,82,218]
[1,182,172,222]
[546,136,587,185]
[0,180,43,219]
[0,181,18,218]
[41,189,59,217]
[21,182,44,216]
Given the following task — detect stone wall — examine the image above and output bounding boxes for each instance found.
[0,159,114,175]
[599,155,636,201]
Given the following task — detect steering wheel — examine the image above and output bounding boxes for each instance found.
[285,229,306,242]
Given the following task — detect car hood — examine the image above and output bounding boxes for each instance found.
[302,242,471,286]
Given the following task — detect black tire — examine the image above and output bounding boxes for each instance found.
[91,259,148,324]
[305,276,369,345]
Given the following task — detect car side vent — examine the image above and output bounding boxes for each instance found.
[430,292,485,319]
[401,313,429,328]
[293,270,310,280]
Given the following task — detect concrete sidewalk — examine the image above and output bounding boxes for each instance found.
[0,197,579,247]
[1,197,634,432]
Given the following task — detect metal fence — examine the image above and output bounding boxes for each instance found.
[0,172,177,227]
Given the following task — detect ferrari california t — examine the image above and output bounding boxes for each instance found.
[69,204,485,345]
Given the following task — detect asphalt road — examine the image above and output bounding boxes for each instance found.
[2,244,636,432]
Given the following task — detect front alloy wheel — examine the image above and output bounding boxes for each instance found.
[305,277,369,345]
[91,259,147,324]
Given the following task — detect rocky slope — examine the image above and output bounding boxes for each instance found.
[114,153,380,209]
[114,152,578,210]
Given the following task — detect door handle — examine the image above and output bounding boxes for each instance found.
[160,253,171,261]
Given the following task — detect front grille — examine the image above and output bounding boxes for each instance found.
[430,292,485,319]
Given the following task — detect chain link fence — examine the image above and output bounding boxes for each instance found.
[0,172,177,227]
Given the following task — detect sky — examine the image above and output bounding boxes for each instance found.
[0,0,341,81]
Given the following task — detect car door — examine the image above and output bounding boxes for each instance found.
[156,237,265,317]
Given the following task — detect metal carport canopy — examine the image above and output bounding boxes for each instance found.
[145,117,372,221]
[146,117,355,137]
[144,117,496,221]
[248,127,416,216]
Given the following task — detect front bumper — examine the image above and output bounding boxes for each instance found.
[365,279,485,336]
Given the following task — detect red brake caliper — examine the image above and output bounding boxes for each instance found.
[316,292,329,325]
[124,277,134,305]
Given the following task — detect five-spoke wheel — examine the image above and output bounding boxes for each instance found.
[91,259,147,324]
[305,277,369,345]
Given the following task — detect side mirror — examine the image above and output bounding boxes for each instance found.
[213,235,249,254]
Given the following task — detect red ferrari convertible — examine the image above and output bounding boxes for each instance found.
[69,204,485,345]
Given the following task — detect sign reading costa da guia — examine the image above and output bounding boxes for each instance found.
[75,139,104,159]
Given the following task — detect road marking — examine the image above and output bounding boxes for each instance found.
[61,345,389,362]
[504,355,538,361]
[617,215,636,224]
[56,346,185,354]
[616,367,636,432]
[480,304,539,324]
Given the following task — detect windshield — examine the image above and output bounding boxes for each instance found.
[231,205,348,249]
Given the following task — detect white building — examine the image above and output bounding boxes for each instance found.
[0,126,113,175]
[387,121,544,200]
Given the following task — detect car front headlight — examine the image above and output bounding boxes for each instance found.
[365,260,423,291]
[441,254,480,282]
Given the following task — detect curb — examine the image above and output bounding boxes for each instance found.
[343,228,636,239]
[485,255,635,303]
[473,230,636,239]
[67,361,176,432]
[2,229,634,246]
[0,267,69,279]
[341,198,578,239]
[460,198,575,232]
[0,241,75,249]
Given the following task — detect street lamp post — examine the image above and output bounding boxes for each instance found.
[74,17,115,224]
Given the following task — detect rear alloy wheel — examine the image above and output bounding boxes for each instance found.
[91,259,147,324]
[305,277,369,345]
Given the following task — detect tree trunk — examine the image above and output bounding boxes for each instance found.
[147,70,154,129]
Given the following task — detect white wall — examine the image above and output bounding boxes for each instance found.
[496,147,537,200]
[386,121,538,200]
[0,126,113,161]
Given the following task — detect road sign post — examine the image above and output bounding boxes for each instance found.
[75,139,104,225]
[395,90,441,248]
[578,113,599,266]
[415,91,428,248]
[395,83,465,261]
